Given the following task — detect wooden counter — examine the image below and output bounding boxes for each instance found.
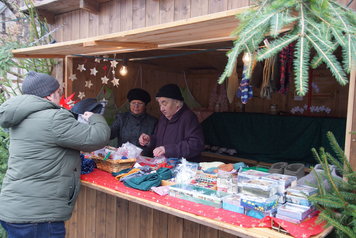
[65,171,332,238]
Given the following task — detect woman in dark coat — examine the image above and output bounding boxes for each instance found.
[110,88,157,156]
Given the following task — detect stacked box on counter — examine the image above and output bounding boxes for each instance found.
[286,185,318,206]
[238,178,279,198]
[169,184,229,208]
[264,173,298,203]
[276,203,315,223]
[237,170,269,183]
[217,170,238,194]
[191,170,218,190]
[222,194,244,214]
[240,194,279,212]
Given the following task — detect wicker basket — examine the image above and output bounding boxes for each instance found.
[91,155,136,173]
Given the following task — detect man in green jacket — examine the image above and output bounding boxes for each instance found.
[0,71,110,238]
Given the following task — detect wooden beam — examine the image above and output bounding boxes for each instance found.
[345,69,356,171]
[80,0,100,14]
[12,53,65,58]
[82,41,158,49]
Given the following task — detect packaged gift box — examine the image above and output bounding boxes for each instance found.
[240,194,279,212]
[286,185,318,197]
[238,178,279,198]
[237,170,269,183]
[277,203,315,220]
[265,173,297,194]
[222,194,244,214]
[169,184,229,208]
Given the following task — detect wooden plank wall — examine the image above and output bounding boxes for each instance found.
[66,186,239,238]
[52,0,250,42]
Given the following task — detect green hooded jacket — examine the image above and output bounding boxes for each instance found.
[0,95,110,223]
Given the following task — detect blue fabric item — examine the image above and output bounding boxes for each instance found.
[203,167,219,174]
[166,158,181,167]
[246,210,265,219]
[80,155,96,175]
[0,220,65,238]
[124,167,173,191]
[233,162,246,171]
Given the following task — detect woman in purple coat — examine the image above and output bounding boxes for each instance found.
[139,84,204,162]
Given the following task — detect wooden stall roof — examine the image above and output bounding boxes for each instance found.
[12,8,248,58]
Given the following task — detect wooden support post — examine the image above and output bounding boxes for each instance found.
[345,69,356,171]
[80,0,100,14]
[64,56,74,98]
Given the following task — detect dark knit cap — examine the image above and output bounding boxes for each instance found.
[156,84,184,101]
[127,88,151,104]
[71,98,103,114]
[22,71,60,98]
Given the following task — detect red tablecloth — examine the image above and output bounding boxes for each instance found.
[81,169,326,238]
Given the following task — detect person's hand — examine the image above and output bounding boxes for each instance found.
[153,146,165,157]
[82,111,94,121]
[139,133,150,146]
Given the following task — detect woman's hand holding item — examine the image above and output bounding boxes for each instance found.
[139,133,150,146]
[153,146,165,157]
[82,111,94,121]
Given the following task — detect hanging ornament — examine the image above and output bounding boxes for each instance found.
[101,76,109,84]
[69,74,77,81]
[95,58,101,63]
[77,64,86,72]
[112,69,116,75]
[85,80,93,88]
[60,93,78,110]
[78,91,86,99]
[90,67,98,76]
[111,77,120,87]
[110,60,118,68]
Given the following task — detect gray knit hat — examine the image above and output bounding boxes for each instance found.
[22,71,60,98]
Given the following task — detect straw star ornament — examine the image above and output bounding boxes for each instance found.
[90,67,98,76]
[110,60,118,68]
[69,74,77,81]
[78,91,85,99]
[77,64,86,72]
[111,77,120,87]
[101,76,109,84]
[85,80,93,88]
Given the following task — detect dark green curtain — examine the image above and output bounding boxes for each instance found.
[201,113,346,165]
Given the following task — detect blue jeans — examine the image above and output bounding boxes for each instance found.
[0,220,65,238]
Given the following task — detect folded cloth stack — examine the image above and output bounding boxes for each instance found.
[124,167,173,191]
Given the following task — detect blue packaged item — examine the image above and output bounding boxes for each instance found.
[277,203,314,220]
[222,195,244,214]
[240,194,279,212]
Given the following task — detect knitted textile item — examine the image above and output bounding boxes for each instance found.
[124,167,173,191]
[127,88,151,104]
[156,84,184,101]
[22,71,60,98]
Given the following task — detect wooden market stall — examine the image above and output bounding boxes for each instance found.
[12,0,356,237]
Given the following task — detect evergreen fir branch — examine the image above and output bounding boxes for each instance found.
[308,195,344,209]
[339,191,356,202]
[324,152,343,172]
[306,28,334,51]
[311,42,339,69]
[294,35,310,96]
[270,12,283,37]
[326,131,353,172]
[304,18,322,35]
[319,212,355,238]
[331,27,346,47]
[305,34,348,86]
[257,34,298,61]
[328,2,355,73]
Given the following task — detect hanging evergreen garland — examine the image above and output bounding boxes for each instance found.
[219,0,356,96]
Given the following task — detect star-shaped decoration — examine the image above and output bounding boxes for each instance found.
[78,91,85,100]
[258,222,267,227]
[90,67,98,76]
[94,58,101,63]
[77,64,86,72]
[69,74,77,81]
[111,77,120,87]
[101,76,109,84]
[85,80,93,88]
[112,69,116,75]
[110,60,118,68]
